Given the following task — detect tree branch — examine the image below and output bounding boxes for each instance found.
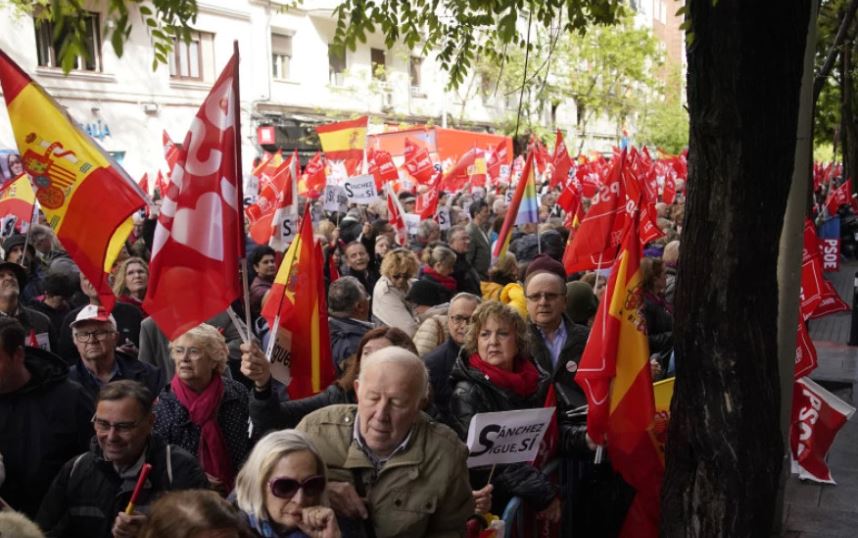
[814,0,858,103]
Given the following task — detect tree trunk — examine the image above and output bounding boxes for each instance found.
[662,1,810,536]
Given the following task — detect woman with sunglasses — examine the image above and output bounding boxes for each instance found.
[371,248,420,336]
[234,430,340,538]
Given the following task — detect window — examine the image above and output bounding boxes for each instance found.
[272,33,292,81]
[371,48,386,80]
[328,45,346,85]
[170,31,213,81]
[35,12,102,71]
[409,56,422,90]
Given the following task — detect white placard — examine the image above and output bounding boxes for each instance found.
[344,174,379,204]
[271,213,296,250]
[268,326,293,387]
[404,213,421,236]
[466,407,555,468]
[436,206,451,230]
[323,183,343,212]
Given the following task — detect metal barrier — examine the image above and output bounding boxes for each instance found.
[500,459,561,537]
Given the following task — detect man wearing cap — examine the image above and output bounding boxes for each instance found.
[0,260,54,351]
[58,273,144,366]
[67,305,162,401]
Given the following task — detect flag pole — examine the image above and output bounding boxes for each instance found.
[231,40,254,341]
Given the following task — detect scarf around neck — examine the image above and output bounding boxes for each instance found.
[468,352,540,398]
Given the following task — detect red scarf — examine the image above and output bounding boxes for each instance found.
[170,374,234,491]
[423,265,458,292]
[469,352,540,398]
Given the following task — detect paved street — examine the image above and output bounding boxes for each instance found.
[784,260,858,537]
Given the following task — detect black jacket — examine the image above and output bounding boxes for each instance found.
[68,350,164,402]
[452,253,482,296]
[423,337,461,420]
[36,435,209,538]
[0,348,94,517]
[448,351,557,513]
[249,382,354,435]
[528,316,592,456]
[643,294,673,367]
[153,377,251,474]
[328,315,373,372]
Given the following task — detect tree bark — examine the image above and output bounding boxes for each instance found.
[662,1,811,536]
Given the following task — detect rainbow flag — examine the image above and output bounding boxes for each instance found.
[261,209,334,399]
[492,152,539,259]
[316,116,367,176]
[0,49,146,311]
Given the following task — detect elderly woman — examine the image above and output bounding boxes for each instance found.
[371,248,420,336]
[234,430,340,538]
[449,300,561,523]
[112,256,149,313]
[243,326,418,435]
[153,324,251,495]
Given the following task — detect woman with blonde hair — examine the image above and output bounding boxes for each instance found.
[371,248,420,336]
[112,256,149,313]
[234,430,340,537]
[153,323,251,495]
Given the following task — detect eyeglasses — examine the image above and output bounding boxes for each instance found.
[74,330,115,343]
[171,346,205,360]
[268,475,326,499]
[449,315,471,325]
[390,273,410,281]
[91,415,143,433]
[526,292,563,302]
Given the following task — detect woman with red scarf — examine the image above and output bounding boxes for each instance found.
[449,300,561,523]
[418,244,458,303]
[153,323,251,495]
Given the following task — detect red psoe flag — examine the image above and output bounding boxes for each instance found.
[403,138,435,184]
[549,130,572,189]
[301,152,327,197]
[575,213,663,537]
[144,53,243,340]
[0,49,147,312]
[562,152,627,273]
[386,185,408,246]
[367,147,399,190]
[262,209,335,399]
[163,129,181,176]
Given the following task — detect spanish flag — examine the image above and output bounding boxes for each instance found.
[0,173,36,228]
[0,49,146,311]
[261,208,334,399]
[575,213,663,537]
[316,116,367,176]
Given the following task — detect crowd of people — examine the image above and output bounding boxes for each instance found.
[0,175,683,537]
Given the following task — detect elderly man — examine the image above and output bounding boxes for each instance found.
[58,273,144,365]
[296,347,475,537]
[67,305,162,400]
[341,241,380,296]
[0,318,93,518]
[0,260,54,350]
[328,276,374,372]
[448,225,481,296]
[37,380,209,538]
[422,292,480,417]
[466,200,491,279]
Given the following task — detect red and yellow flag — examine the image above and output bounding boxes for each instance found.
[0,49,146,311]
[0,173,36,232]
[262,209,334,399]
[575,212,663,537]
[316,116,367,176]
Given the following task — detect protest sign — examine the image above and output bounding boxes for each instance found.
[323,183,347,212]
[436,206,451,230]
[271,214,297,249]
[266,325,293,386]
[404,213,421,237]
[466,407,555,467]
[343,174,378,204]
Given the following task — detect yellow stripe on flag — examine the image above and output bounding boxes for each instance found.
[104,215,135,272]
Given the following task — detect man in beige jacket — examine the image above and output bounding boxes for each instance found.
[296,347,476,537]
